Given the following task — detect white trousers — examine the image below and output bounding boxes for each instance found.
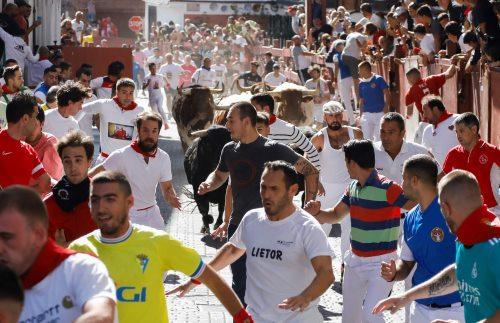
[410,302,465,323]
[360,112,384,142]
[342,251,396,323]
[129,205,165,230]
[318,182,351,260]
[248,305,323,323]
[148,91,168,123]
[338,76,356,125]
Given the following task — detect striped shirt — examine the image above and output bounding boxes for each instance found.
[268,117,321,170]
[341,170,408,257]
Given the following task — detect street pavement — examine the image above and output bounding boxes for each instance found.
[101,94,407,322]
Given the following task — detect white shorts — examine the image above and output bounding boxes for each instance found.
[248,304,323,323]
[410,301,464,323]
[129,205,165,230]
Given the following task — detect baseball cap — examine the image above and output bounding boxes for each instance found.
[323,101,344,114]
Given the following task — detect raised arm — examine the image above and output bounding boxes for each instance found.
[198,169,230,195]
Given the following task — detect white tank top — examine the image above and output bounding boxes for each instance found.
[319,127,353,184]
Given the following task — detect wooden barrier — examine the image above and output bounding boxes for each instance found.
[61,47,133,79]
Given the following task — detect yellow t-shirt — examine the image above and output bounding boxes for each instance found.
[70,225,205,323]
[82,34,93,47]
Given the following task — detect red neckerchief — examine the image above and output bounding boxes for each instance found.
[269,114,277,125]
[434,110,453,127]
[456,205,500,246]
[131,140,157,158]
[21,239,76,289]
[1,84,15,94]
[102,76,115,88]
[112,96,137,111]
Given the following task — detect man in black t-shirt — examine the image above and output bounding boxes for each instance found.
[470,0,500,40]
[263,52,276,75]
[198,102,319,304]
[238,61,262,87]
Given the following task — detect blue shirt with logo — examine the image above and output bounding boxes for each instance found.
[403,197,461,306]
[359,74,388,113]
[456,238,500,322]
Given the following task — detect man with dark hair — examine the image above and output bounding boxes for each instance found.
[0,21,38,70]
[33,66,59,103]
[90,60,125,99]
[373,170,500,323]
[74,66,97,137]
[443,21,471,55]
[421,95,459,166]
[263,52,276,75]
[59,61,73,82]
[70,171,252,323]
[237,61,262,87]
[198,102,320,304]
[356,3,384,29]
[0,94,50,193]
[89,111,180,230]
[442,112,499,212]
[0,264,24,323]
[43,80,91,139]
[1,65,32,104]
[81,78,145,164]
[305,65,331,126]
[416,5,443,52]
[24,106,63,180]
[375,155,465,322]
[305,139,414,323]
[0,186,117,322]
[44,130,97,247]
[170,161,333,322]
[358,61,390,141]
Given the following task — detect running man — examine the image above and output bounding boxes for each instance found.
[169,161,333,322]
[143,63,169,129]
[70,171,253,323]
[90,112,180,230]
[373,170,500,323]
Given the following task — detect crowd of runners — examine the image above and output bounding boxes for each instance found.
[0,0,499,322]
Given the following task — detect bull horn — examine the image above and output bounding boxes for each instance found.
[177,84,183,95]
[189,129,209,138]
[302,86,320,97]
[209,82,225,94]
[214,106,230,110]
[234,78,252,93]
[263,82,276,91]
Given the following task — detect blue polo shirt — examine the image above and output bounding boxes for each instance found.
[403,197,461,306]
[359,74,388,113]
[456,238,500,322]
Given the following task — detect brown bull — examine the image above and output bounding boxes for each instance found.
[172,85,224,151]
[268,83,319,127]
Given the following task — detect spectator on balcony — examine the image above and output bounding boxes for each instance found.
[414,24,436,65]
[417,5,444,52]
[395,6,413,31]
[468,0,500,40]
[86,0,96,22]
[442,21,472,57]
[356,3,384,30]
[71,11,86,44]
[61,19,77,46]
[310,17,333,45]
[438,0,466,24]
[288,5,302,36]
[0,25,38,70]
[81,28,100,47]
[14,0,40,44]
[0,3,24,42]
[291,35,315,84]
[463,31,482,73]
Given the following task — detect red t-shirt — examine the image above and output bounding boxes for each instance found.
[443,139,500,208]
[405,74,446,115]
[0,129,46,188]
[44,193,97,243]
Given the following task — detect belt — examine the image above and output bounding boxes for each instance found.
[426,302,463,309]
[100,152,109,158]
[136,205,155,211]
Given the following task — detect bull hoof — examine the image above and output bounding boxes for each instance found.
[201,225,210,235]
[202,215,214,225]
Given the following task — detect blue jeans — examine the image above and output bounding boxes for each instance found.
[228,223,247,306]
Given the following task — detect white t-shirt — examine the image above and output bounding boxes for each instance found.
[71,19,85,41]
[103,145,172,209]
[420,34,436,55]
[374,140,438,184]
[143,74,165,93]
[192,68,216,88]
[158,63,183,89]
[264,72,286,87]
[147,55,164,69]
[212,64,228,86]
[357,14,384,29]
[305,78,330,100]
[458,33,473,53]
[229,208,332,322]
[0,26,39,70]
[81,99,145,155]
[142,48,153,59]
[342,32,367,59]
[43,109,80,139]
[75,94,97,137]
[19,253,116,323]
[90,76,114,99]
[422,114,460,167]
[232,35,248,61]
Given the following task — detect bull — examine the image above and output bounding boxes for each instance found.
[184,125,232,234]
[268,82,319,127]
[173,85,224,151]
